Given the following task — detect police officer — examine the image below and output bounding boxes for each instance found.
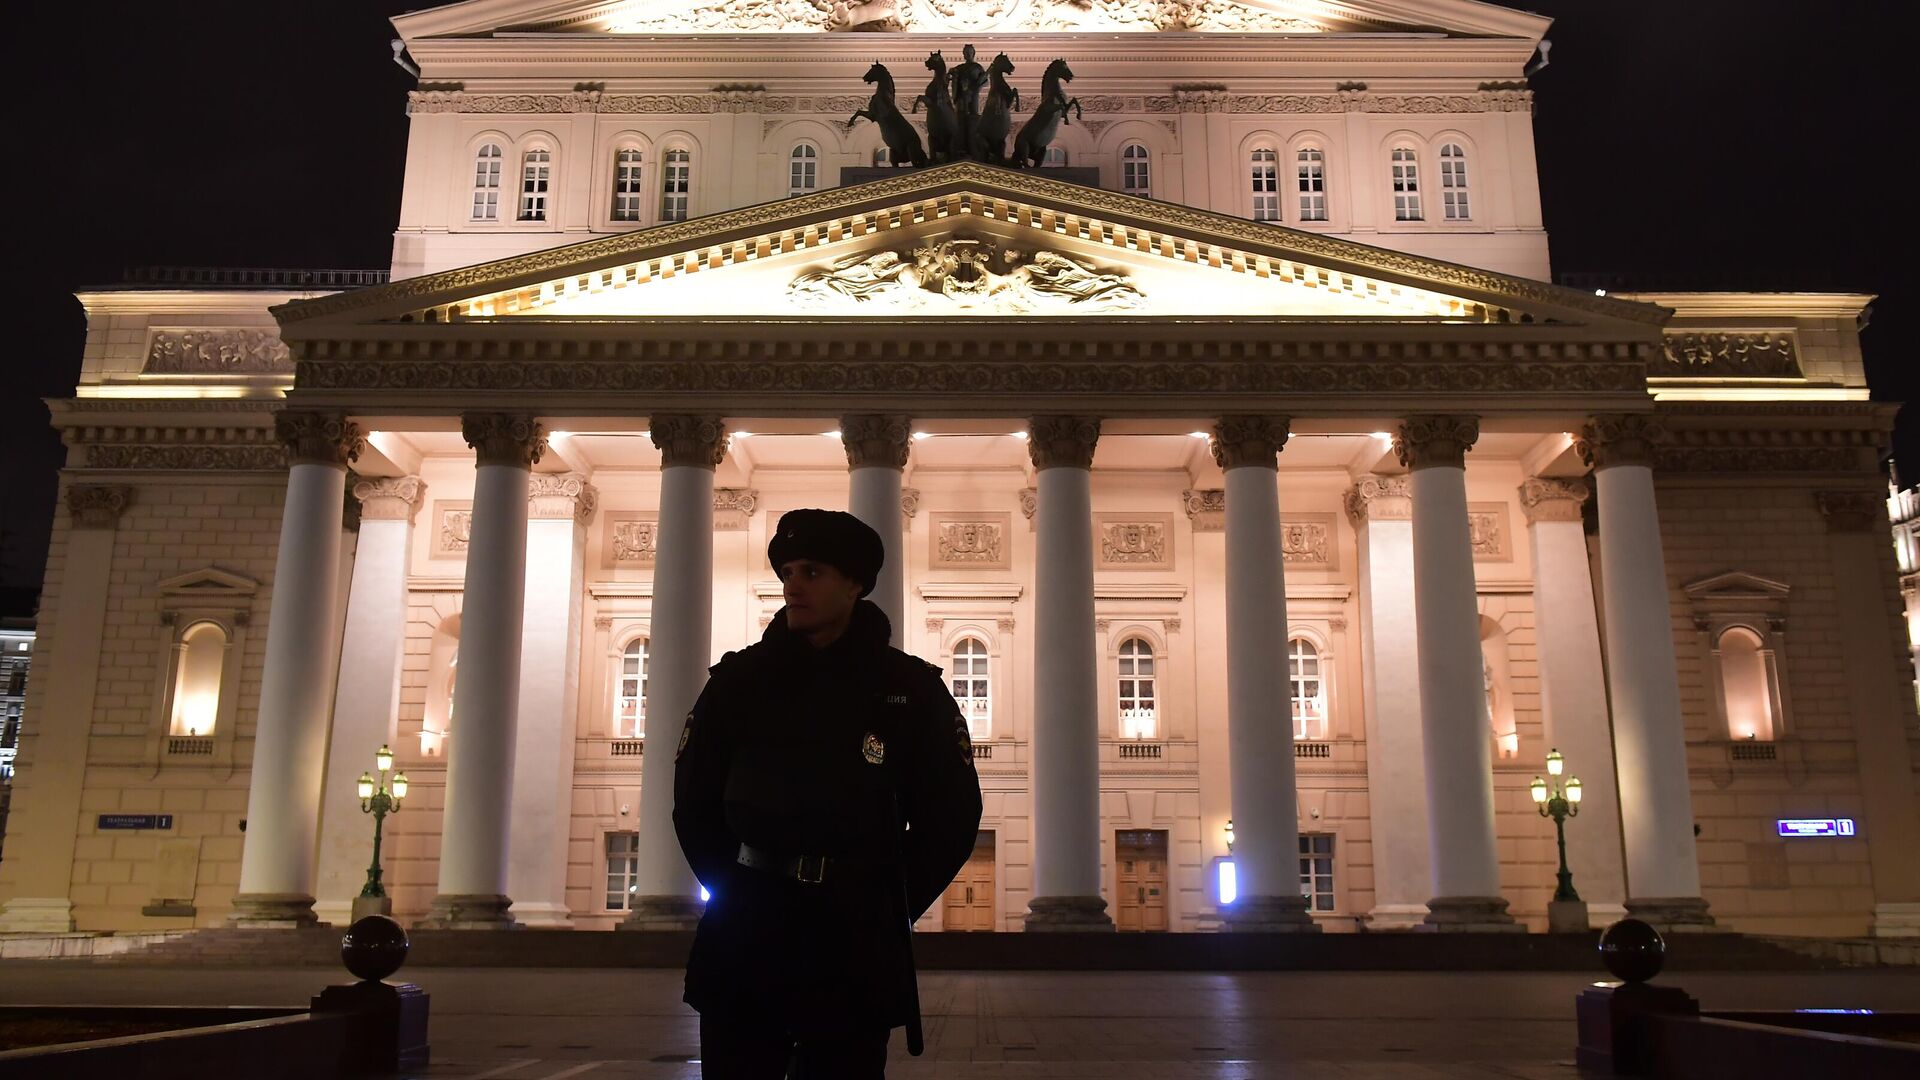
[674,508,984,1078]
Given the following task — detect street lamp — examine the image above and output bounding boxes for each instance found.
[357,744,408,916]
[1530,747,1583,905]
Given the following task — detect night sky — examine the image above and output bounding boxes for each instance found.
[3,2,1908,610]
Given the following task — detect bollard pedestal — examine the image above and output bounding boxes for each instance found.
[311,980,431,1073]
[1576,981,1699,1076]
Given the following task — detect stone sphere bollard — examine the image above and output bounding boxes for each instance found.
[341,914,411,983]
[1598,918,1665,985]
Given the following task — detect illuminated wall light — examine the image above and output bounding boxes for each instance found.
[1217,859,1238,906]
[1188,431,1210,439]
[822,430,842,439]
[1371,431,1392,441]
[912,431,933,441]
[731,431,754,439]
[1011,431,1029,441]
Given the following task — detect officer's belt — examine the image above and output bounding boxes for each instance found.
[735,842,856,885]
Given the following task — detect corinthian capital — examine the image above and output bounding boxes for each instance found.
[1210,416,1291,470]
[461,412,546,468]
[1343,475,1411,523]
[528,473,598,525]
[351,476,426,522]
[275,410,363,468]
[1516,477,1589,523]
[841,414,912,470]
[1393,415,1479,471]
[649,414,729,469]
[1027,416,1101,470]
[66,484,132,529]
[1575,414,1665,470]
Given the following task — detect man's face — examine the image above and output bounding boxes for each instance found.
[778,558,862,633]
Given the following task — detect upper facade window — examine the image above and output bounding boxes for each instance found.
[1391,146,1423,221]
[1118,636,1157,738]
[168,621,226,737]
[1121,142,1150,198]
[661,148,691,222]
[471,144,502,221]
[789,143,818,198]
[612,148,645,222]
[1044,146,1069,168]
[1288,638,1326,740]
[951,636,990,739]
[1439,143,1470,220]
[617,637,649,738]
[1296,147,1328,222]
[1250,148,1280,222]
[519,149,552,221]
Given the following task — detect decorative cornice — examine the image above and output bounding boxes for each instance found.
[275,410,362,468]
[1210,415,1291,470]
[651,414,729,469]
[405,89,1532,118]
[1576,414,1663,470]
[842,413,912,470]
[1815,490,1883,533]
[1344,475,1411,523]
[66,484,132,529]
[352,476,426,522]
[1516,477,1588,523]
[1028,415,1101,470]
[528,473,598,525]
[461,412,547,468]
[1394,415,1478,471]
[85,446,286,472]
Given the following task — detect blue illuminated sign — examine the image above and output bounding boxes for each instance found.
[1776,818,1856,838]
[97,814,173,831]
[1217,859,1238,906]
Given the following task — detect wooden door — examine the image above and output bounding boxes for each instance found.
[942,831,996,931]
[1115,829,1169,932]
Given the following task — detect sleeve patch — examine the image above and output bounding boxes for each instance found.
[953,713,973,766]
[674,713,694,762]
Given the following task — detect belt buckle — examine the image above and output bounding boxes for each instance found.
[794,854,826,884]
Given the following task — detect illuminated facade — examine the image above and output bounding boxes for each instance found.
[3,0,1917,938]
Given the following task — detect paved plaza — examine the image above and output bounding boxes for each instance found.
[3,964,1918,1078]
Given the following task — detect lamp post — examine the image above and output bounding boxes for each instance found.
[1530,747,1586,932]
[355,744,408,920]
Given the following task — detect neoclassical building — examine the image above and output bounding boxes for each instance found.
[3,0,1917,937]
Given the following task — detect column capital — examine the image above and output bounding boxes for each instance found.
[1815,489,1882,533]
[1393,415,1479,471]
[1018,487,1038,520]
[1210,415,1292,470]
[66,484,132,529]
[901,487,922,522]
[275,410,363,468]
[649,414,729,469]
[1575,414,1665,470]
[1183,488,1226,532]
[461,412,546,468]
[1343,475,1411,523]
[1028,416,1101,470]
[351,476,426,523]
[1517,477,1589,524]
[841,413,912,470]
[528,473,598,525]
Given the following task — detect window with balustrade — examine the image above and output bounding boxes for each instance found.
[1391,146,1423,221]
[1295,146,1328,221]
[1288,638,1326,741]
[789,143,818,198]
[605,832,639,910]
[471,143,502,221]
[616,637,649,739]
[518,148,552,221]
[660,148,691,222]
[1439,142,1470,220]
[950,636,991,739]
[1250,147,1280,221]
[167,622,226,738]
[612,147,645,221]
[1117,636,1157,739]
[1121,142,1151,198]
[1299,834,1335,912]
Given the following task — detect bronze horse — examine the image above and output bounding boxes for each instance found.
[1012,59,1081,169]
[972,53,1019,165]
[848,61,927,167]
[911,50,961,163]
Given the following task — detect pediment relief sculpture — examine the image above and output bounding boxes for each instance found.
[789,235,1144,313]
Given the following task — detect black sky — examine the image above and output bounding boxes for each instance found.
[3,1,1910,608]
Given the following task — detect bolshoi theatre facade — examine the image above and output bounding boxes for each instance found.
[4,0,1918,938]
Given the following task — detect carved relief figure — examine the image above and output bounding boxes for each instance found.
[613,520,660,563]
[1102,522,1166,563]
[829,0,908,30]
[788,236,1144,312]
[1011,58,1082,168]
[938,522,1003,562]
[847,61,928,166]
[1280,522,1330,564]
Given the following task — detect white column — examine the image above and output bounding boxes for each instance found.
[314,476,424,926]
[843,414,910,646]
[0,485,130,932]
[508,473,596,928]
[1345,476,1433,929]
[424,414,544,929]
[1024,415,1113,931]
[623,415,728,929]
[1578,415,1713,930]
[1519,477,1628,928]
[1214,417,1318,931]
[231,413,363,926]
[1395,416,1518,931]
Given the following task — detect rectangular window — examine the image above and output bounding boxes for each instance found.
[660,149,691,223]
[1299,834,1335,912]
[519,149,551,222]
[1391,148,1423,221]
[1251,149,1280,222]
[1440,144,1470,220]
[612,149,644,222]
[471,146,501,221]
[1296,148,1327,222]
[605,832,639,910]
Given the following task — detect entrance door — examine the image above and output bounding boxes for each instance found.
[942,831,996,931]
[1115,829,1169,932]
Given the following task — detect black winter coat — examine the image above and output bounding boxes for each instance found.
[672,599,983,1034]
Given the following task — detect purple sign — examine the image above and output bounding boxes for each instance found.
[97,814,173,831]
[1776,818,1856,837]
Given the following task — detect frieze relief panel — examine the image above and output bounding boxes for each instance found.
[1467,503,1512,563]
[602,513,660,569]
[930,512,1012,571]
[143,330,293,375]
[517,0,1338,36]
[431,501,474,557]
[1097,513,1174,571]
[1655,332,1802,379]
[789,237,1144,314]
[1280,514,1336,570]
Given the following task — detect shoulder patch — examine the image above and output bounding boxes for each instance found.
[674,713,694,762]
[953,714,974,767]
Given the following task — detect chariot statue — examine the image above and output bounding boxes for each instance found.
[848,46,1081,168]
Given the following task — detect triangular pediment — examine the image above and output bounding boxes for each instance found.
[157,567,260,601]
[280,163,1661,332]
[395,0,1547,40]
[1684,571,1792,605]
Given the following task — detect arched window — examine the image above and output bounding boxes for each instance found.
[612,148,644,221]
[168,621,226,737]
[1439,142,1470,220]
[471,144,503,221]
[1121,142,1151,198]
[871,146,891,167]
[1043,146,1069,168]
[1295,146,1328,221]
[660,148,691,222]
[1717,627,1778,742]
[518,148,552,221]
[1288,638,1325,740]
[1250,147,1280,221]
[1390,146,1423,221]
[1118,637,1157,739]
[617,637,649,738]
[951,637,991,738]
[789,143,819,198]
